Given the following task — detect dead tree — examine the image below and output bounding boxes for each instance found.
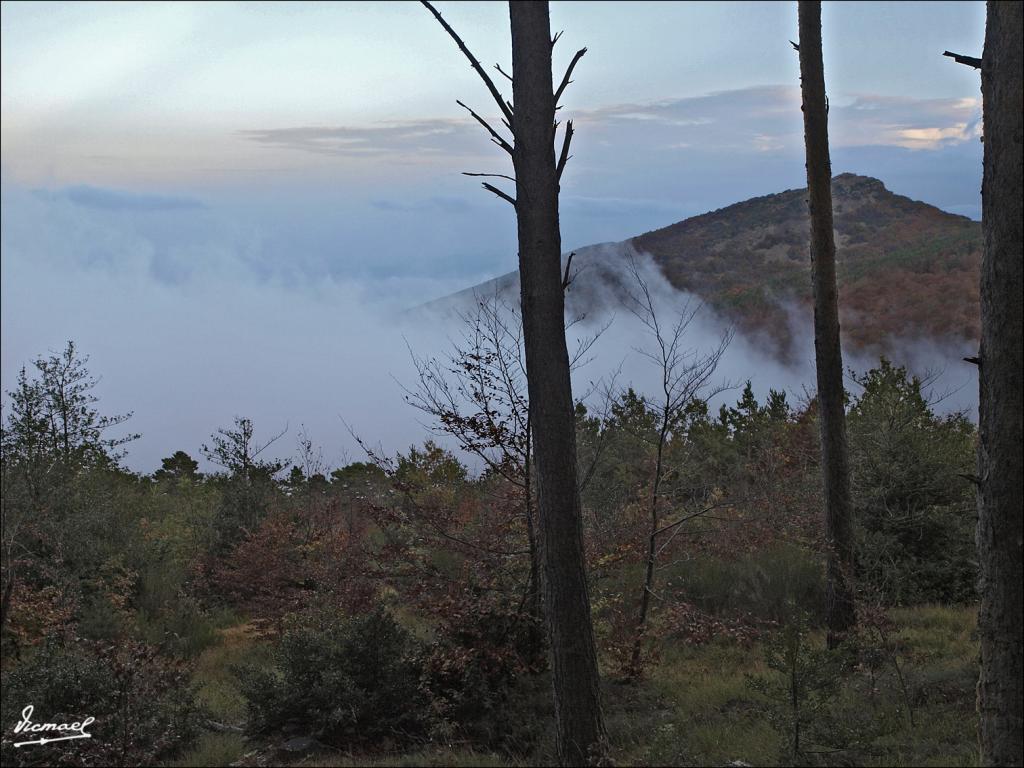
[975,2,1023,763]
[797,0,856,646]
[422,2,607,763]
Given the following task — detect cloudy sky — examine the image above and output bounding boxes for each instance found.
[1,1,986,471]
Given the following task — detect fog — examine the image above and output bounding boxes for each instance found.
[0,182,484,472]
[3,81,984,474]
[463,245,979,441]
[1,180,977,476]
[591,249,980,420]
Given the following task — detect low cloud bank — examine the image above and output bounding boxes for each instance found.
[1,185,977,476]
[1,182,485,473]
[566,246,978,425]
[423,243,979,446]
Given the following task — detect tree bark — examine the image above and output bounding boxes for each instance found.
[977,2,1023,764]
[509,3,606,764]
[797,1,856,646]
[522,419,546,663]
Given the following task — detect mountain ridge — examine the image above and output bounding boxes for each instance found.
[419,174,982,358]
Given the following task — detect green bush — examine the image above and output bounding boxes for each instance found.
[745,612,861,764]
[847,360,977,605]
[77,595,126,642]
[235,606,431,747]
[0,639,203,767]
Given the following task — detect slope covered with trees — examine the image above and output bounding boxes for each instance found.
[430,174,982,361]
[632,173,981,355]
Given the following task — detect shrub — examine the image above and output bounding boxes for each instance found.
[745,612,859,764]
[421,601,546,755]
[847,360,977,605]
[76,594,126,642]
[235,606,431,748]
[0,639,203,767]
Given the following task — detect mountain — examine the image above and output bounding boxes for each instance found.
[422,174,982,358]
[632,173,980,353]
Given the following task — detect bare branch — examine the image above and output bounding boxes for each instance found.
[482,182,516,206]
[463,172,516,183]
[554,47,587,106]
[561,251,575,291]
[494,62,513,82]
[551,30,563,48]
[341,417,393,473]
[556,120,574,181]
[251,422,289,460]
[654,499,746,555]
[942,50,982,69]
[421,1,514,123]
[576,367,622,494]
[456,99,514,155]
[569,314,613,371]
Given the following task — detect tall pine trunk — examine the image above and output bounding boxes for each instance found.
[977,2,1023,764]
[509,3,606,763]
[797,0,856,645]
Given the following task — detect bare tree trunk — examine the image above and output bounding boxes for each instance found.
[509,4,606,763]
[797,0,856,646]
[977,2,1023,764]
[630,419,667,677]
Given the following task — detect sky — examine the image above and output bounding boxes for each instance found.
[0,1,987,472]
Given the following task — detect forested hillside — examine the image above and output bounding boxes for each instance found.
[434,174,981,360]
[633,174,981,355]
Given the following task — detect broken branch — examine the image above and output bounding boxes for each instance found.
[481,182,516,207]
[554,47,587,106]
[556,120,574,180]
[942,50,982,69]
[561,251,575,290]
[456,99,514,155]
